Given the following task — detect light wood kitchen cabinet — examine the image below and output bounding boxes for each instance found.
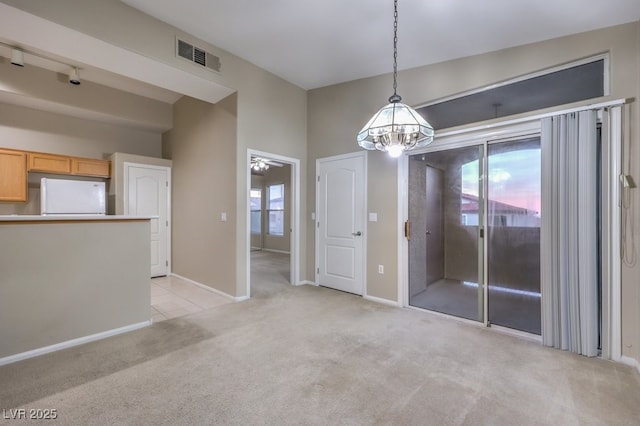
[72,158,110,177]
[27,152,111,178]
[0,149,28,202]
[28,152,72,174]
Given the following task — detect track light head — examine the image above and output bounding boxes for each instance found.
[68,67,80,85]
[10,49,24,67]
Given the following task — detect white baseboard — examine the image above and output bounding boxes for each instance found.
[170,273,246,302]
[0,321,151,367]
[363,294,401,308]
[298,280,317,286]
[620,355,640,374]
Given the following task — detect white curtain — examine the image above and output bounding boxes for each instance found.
[541,110,599,357]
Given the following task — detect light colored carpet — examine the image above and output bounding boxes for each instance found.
[1,252,639,425]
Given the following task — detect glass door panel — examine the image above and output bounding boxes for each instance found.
[408,145,484,322]
[486,138,541,334]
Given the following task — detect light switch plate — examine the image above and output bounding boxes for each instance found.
[369,212,378,222]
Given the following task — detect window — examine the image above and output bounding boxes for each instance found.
[250,189,262,234]
[417,57,607,130]
[460,143,541,227]
[267,184,284,236]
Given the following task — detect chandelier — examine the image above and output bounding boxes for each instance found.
[357,0,434,157]
[251,157,270,172]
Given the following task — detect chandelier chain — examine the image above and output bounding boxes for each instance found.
[392,0,398,97]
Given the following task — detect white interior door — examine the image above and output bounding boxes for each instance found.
[317,153,366,295]
[125,164,170,277]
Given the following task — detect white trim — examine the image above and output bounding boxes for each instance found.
[412,121,541,155]
[620,356,640,374]
[434,98,627,140]
[170,273,245,302]
[363,294,401,308]
[123,162,172,276]
[316,151,368,296]
[0,321,151,367]
[608,106,623,362]
[299,280,317,286]
[246,149,301,297]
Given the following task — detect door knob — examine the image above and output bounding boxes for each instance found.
[426,230,432,235]
[352,231,362,236]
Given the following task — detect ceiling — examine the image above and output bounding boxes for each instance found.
[1,0,639,132]
[122,0,640,90]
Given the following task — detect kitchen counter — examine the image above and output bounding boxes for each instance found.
[0,217,151,365]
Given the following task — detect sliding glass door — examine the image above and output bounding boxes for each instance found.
[486,138,541,334]
[408,145,484,323]
[408,136,542,335]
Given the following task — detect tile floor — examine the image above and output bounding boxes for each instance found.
[150,275,232,323]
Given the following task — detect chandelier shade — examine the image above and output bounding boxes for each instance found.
[357,99,434,158]
[356,0,434,157]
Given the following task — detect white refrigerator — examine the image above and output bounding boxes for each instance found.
[40,178,106,216]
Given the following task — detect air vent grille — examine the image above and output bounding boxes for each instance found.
[194,47,206,66]
[176,38,221,72]
[177,39,192,61]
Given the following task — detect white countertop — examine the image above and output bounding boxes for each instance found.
[0,215,156,222]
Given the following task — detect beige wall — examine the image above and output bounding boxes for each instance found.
[0,219,150,360]
[0,102,162,216]
[0,103,161,159]
[4,0,638,365]
[0,57,172,132]
[4,0,309,296]
[163,94,237,297]
[308,23,640,361]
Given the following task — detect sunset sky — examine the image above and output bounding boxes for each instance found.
[461,148,541,215]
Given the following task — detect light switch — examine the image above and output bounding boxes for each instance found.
[221,212,227,222]
[369,212,378,222]
[311,212,316,220]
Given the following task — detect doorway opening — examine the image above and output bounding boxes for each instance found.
[246,150,300,298]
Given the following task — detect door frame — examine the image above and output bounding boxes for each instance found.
[246,149,300,298]
[123,161,172,276]
[398,122,541,315]
[398,101,624,356]
[315,151,368,296]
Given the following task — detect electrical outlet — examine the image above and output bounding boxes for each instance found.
[378,265,384,274]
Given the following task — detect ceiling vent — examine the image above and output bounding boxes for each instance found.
[176,38,221,73]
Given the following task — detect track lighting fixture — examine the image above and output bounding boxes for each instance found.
[68,68,81,85]
[10,49,24,67]
[2,42,82,87]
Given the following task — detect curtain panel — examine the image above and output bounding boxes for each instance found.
[541,110,599,357]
